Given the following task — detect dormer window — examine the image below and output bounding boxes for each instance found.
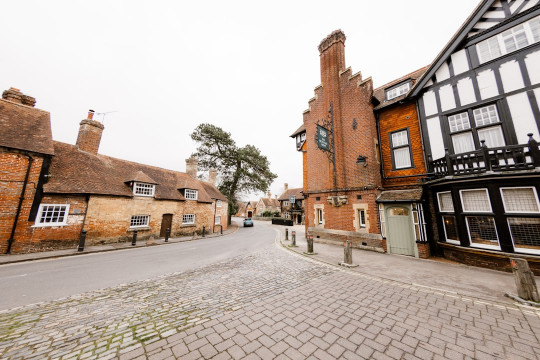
[386,82,411,101]
[133,182,155,197]
[185,189,198,200]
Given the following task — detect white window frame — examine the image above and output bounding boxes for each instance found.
[477,15,540,63]
[390,129,412,169]
[442,215,460,245]
[477,126,506,148]
[34,204,70,227]
[130,215,149,228]
[465,216,500,250]
[500,187,540,214]
[358,209,366,228]
[437,191,454,213]
[215,216,221,225]
[507,217,540,255]
[473,104,500,127]
[182,214,195,225]
[317,209,323,225]
[185,189,198,200]
[216,200,222,207]
[386,82,411,100]
[284,201,289,206]
[133,182,155,197]
[459,189,493,213]
[378,203,386,238]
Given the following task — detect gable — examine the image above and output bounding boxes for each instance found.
[468,0,540,37]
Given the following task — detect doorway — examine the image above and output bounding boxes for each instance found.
[386,206,415,256]
[160,214,173,237]
[247,211,253,218]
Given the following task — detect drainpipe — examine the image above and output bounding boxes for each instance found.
[6,154,33,254]
[213,199,217,233]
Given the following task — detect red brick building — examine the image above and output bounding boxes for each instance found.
[0,88,228,254]
[277,184,305,225]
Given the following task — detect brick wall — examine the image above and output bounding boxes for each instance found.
[0,149,45,254]
[378,100,426,188]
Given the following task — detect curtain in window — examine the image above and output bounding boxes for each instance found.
[478,126,505,148]
[461,189,491,212]
[451,132,475,154]
[393,147,411,168]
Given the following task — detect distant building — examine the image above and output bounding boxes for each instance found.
[278,184,304,225]
[255,192,280,216]
[0,88,228,254]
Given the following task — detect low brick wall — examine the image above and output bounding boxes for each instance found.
[440,243,540,275]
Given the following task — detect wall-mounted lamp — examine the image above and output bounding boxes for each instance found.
[356,155,368,167]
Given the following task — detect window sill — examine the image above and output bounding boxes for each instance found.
[32,223,67,228]
[128,227,151,231]
[181,224,196,227]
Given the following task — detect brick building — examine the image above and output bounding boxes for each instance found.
[255,193,280,216]
[0,89,228,254]
[277,184,305,225]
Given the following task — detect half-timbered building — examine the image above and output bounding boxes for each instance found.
[410,0,540,272]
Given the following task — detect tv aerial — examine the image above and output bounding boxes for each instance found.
[95,110,118,125]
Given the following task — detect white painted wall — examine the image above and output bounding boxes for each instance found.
[423,90,438,116]
[507,92,540,143]
[451,50,469,76]
[525,50,540,85]
[457,77,476,106]
[436,62,450,83]
[500,60,524,93]
[476,69,499,100]
[426,117,445,160]
[439,84,456,111]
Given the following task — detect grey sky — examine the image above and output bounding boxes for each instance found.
[0,0,478,200]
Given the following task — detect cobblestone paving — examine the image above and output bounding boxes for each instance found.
[1,244,540,360]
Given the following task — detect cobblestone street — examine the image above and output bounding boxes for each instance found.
[1,240,540,360]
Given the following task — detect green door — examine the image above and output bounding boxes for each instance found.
[386,206,415,256]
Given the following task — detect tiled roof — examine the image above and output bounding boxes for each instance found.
[126,170,158,184]
[0,98,54,155]
[376,189,423,202]
[44,141,222,203]
[278,188,304,201]
[290,124,305,138]
[200,182,228,201]
[261,198,279,207]
[372,66,429,111]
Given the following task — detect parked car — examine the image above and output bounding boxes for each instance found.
[243,218,254,227]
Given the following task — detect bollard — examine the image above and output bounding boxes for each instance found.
[510,258,540,302]
[285,228,289,241]
[344,240,353,265]
[202,226,206,237]
[165,228,170,242]
[77,230,87,252]
[292,231,296,246]
[132,230,138,246]
[220,225,223,235]
[307,235,314,253]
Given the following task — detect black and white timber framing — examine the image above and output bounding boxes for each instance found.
[410,0,540,256]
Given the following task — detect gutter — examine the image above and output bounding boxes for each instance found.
[6,154,33,254]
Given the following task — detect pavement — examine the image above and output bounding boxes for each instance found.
[0,224,239,265]
[1,221,540,359]
[278,224,540,305]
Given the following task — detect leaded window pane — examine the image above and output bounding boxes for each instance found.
[182,214,195,224]
[461,189,491,212]
[130,215,149,227]
[438,192,454,212]
[443,215,459,241]
[466,216,499,247]
[391,130,408,147]
[508,217,540,252]
[473,105,499,126]
[530,17,540,42]
[501,188,540,213]
[448,112,471,132]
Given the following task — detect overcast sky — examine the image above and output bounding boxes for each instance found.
[0,0,478,200]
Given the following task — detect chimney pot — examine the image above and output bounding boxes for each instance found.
[284,183,288,191]
[208,169,217,185]
[88,110,95,120]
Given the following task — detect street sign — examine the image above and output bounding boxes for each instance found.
[316,125,330,151]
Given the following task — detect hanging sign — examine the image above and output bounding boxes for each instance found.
[289,196,296,204]
[316,125,330,151]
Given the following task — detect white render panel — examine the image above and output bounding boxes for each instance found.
[477,69,499,100]
[525,50,540,85]
[451,50,469,75]
[425,79,434,87]
[499,60,524,93]
[439,85,456,111]
[510,0,525,13]
[426,117,445,160]
[457,78,477,106]
[435,62,450,82]
[423,90,438,116]
[507,92,540,143]
[535,88,540,120]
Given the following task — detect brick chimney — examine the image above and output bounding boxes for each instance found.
[2,87,36,107]
[318,30,346,89]
[186,157,198,178]
[208,169,217,185]
[284,183,288,191]
[76,110,104,154]
[267,191,271,198]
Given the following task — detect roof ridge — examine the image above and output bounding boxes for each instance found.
[373,65,430,92]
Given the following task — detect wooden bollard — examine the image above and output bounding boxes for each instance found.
[285,228,289,241]
[510,258,540,302]
[307,235,314,253]
[344,240,353,265]
[291,231,296,246]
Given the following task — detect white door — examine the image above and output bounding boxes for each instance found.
[386,206,415,256]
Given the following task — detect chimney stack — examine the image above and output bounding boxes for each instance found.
[267,191,271,198]
[2,87,36,107]
[76,110,104,154]
[186,157,198,178]
[318,30,347,88]
[208,169,217,185]
[284,183,288,191]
